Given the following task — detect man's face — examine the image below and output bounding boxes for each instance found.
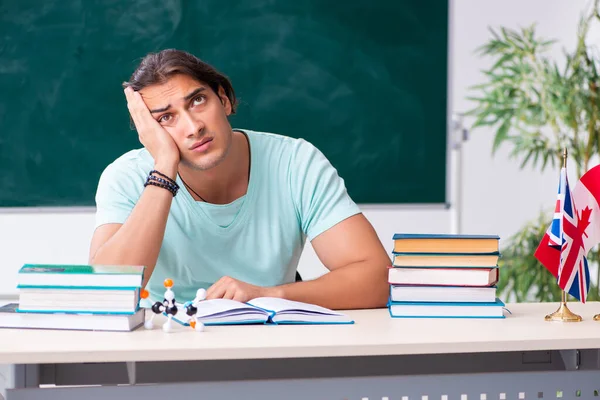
[140,74,233,171]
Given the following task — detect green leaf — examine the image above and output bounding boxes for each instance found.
[520,149,535,168]
[465,96,492,103]
[492,118,512,153]
[491,53,516,71]
[542,150,550,170]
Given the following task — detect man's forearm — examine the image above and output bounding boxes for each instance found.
[90,185,173,287]
[273,261,389,310]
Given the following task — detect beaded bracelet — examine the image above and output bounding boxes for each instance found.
[145,169,179,196]
[150,170,178,187]
[147,174,178,188]
[144,180,178,197]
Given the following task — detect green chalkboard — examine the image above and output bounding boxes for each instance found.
[0,0,448,207]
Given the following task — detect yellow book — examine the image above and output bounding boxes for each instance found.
[393,234,499,254]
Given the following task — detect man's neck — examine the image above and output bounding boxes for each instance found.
[178,130,250,205]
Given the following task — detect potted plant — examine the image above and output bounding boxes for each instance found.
[466,1,600,302]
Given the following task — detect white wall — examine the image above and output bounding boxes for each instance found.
[0,0,594,298]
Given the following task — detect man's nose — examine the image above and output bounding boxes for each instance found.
[182,112,203,137]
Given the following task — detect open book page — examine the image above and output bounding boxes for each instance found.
[171,299,270,326]
[247,297,354,324]
[168,298,354,326]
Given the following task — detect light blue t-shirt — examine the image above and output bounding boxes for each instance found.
[94,129,361,301]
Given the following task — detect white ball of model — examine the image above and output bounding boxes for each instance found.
[188,288,208,332]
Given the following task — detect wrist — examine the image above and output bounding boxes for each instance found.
[264,285,285,299]
[146,168,180,197]
[153,161,178,180]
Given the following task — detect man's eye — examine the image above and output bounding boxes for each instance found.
[192,95,206,106]
[158,114,172,123]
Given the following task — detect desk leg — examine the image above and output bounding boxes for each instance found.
[125,362,135,385]
[3,365,39,400]
[0,364,15,399]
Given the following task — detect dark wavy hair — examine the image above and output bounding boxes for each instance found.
[123,49,237,114]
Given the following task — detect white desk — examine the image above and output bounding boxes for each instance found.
[1,302,600,400]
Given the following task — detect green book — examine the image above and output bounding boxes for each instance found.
[17,264,145,288]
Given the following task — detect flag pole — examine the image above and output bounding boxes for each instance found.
[545,148,582,322]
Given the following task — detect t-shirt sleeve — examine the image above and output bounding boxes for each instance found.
[94,161,145,229]
[290,139,361,241]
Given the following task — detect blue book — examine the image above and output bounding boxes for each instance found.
[392,234,500,240]
[388,298,505,319]
[392,234,499,254]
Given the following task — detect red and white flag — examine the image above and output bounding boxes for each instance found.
[572,164,600,253]
[534,165,600,302]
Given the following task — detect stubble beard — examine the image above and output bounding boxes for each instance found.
[180,133,233,172]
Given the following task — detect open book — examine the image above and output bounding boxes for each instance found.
[169,297,354,326]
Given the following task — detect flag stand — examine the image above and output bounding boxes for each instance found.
[544,291,582,322]
[544,148,582,322]
[594,313,600,321]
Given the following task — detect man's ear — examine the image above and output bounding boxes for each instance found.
[218,86,232,116]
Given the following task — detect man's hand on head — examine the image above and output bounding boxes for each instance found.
[124,87,180,177]
[206,276,282,302]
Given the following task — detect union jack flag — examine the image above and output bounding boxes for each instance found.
[547,169,565,247]
[535,167,591,302]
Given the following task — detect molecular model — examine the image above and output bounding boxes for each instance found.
[140,278,207,333]
[183,288,208,332]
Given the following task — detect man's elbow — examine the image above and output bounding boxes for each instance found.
[367,278,390,308]
[360,262,390,308]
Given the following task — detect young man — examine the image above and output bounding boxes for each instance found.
[89,49,390,309]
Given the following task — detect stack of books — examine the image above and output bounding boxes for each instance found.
[387,234,505,319]
[0,264,146,331]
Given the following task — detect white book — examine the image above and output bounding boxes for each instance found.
[0,303,145,331]
[171,297,353,325]
[390,285,497,303]
[18,288,139,313]
[388,267,499,287]
[392,253,499,267]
